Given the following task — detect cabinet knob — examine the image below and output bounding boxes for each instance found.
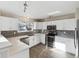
[14,32,16,34]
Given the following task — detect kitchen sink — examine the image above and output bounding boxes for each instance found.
[20,37,29,45]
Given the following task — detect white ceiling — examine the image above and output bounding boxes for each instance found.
[0,1,79,19]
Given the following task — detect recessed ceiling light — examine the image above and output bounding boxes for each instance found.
[48,11,61,15]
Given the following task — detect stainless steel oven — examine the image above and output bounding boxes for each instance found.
[46,25,57,48]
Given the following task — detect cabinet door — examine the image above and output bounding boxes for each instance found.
[55,36,66,43]
[52,19,76,30]
[33,22,37,29]
[52,21,57,25]
[0,18,10,30]
[46,21,52,26]
[9,19,18,30]
[29,36,34,47]
[57,20,64,30]
[36,22,43,29]
[55,36,75,54]
[53,20,64,30]
[42,22,47,30]
[40,34,45,44]
[29,34,40,47]
[65,38,76,54]
[55,36,66,51]
[63,19,76,30]
[43,21,52,30]
[34,34,40,45]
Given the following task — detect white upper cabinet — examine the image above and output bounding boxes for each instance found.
[9,18,19,30]
[29,36,35,47]
[52,18,76,30]
[42,22,47,30]
[63,19,76,30]
[65,37,76,54]
[34,34,40,45]
[33,22,37,30]
[52,21,56,25]
[0,16,19,31]
[35,22,43,29]
[34,18,76,30]
[46,21,52,25]
[43,21,52,30]
[53,20,64,30]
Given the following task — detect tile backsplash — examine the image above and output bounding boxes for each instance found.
[57,30,75,39]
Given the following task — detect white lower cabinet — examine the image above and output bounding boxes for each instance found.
[40,34,45,44]
[30,33,46,47]
[29,36,35,47]
[52,18,76,30]
[29,34,46,48]
[63,19,76,30]
[55,36,75,54]
[33,34,40,45]
[29,34,40,48]
[65,38,76,54]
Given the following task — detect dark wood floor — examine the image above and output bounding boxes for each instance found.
[30,43,75,58]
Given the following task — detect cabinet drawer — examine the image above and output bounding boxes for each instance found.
[65,38,76,54]
[29,36,34,47]
[55,36,66,43]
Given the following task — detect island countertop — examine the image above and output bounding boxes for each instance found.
[7,35,30,56]
[0,35,12,49]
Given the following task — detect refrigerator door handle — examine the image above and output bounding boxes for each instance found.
[75,28,78,57]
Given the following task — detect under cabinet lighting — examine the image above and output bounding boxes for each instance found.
[48,11,61,15]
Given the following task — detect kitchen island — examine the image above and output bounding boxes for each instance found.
[0,35,12,49]
[0,35,12,58]
[7,35,30,58]
[0,33,30,58]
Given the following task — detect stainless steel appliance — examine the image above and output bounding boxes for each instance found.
[46,25,57,48]
[74,28,79,57]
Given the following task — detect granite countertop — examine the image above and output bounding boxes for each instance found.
[7,35,29,56]
[0,35,12,49]
[1,31,34,38]
[0,32,30,56]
